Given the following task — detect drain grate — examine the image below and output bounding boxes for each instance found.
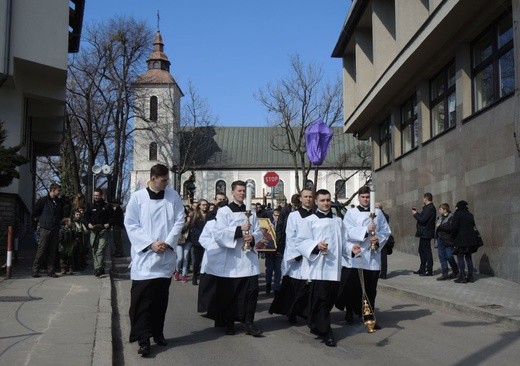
[0,296,42,302]
[478,304,503,309]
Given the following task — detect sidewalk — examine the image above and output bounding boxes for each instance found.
[378,250,520,329]
[0,243,113,366]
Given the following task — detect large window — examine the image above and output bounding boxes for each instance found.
[149,96,158,122]
[335,180,346,199]
[273,180,285,199]
[472,12,514,112]
[379,116,391,165]
[215,180,226,196]
[430,61,456,136]
[400,95,419,153]
[149,142,157,161]
[246,179,256,197]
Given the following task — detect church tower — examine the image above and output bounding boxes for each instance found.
[131,30,183,192]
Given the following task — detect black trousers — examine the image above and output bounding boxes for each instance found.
[336,268,379,315]
[214,275,258,327]
[418,238,433,273]
[307,280,339,335]
[32,227,59,274]
[129,277,171,343]
[191,245,205,281]
[269,275,309,318]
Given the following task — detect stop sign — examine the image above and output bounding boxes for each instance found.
[264,171,280,187]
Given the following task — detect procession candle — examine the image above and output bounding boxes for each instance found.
[245,183,252,211]
[370,189,375,214]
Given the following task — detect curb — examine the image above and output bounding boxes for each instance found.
[93,276,113,366]
[378,282,520,330]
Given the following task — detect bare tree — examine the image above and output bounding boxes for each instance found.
[256,54,343,193]
[63,16,153,202]
[331,142,372,204]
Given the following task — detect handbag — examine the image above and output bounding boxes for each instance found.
[474,226,484,247]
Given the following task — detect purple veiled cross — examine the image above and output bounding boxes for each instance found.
[305,119,333,166]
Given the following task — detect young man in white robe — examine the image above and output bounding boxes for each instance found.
[295,189,350,347]
[211,181,264,336]
[340,186,391,329]
[269,188,313,323]
[124,164,185,356]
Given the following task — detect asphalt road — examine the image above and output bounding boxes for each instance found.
[114,274,520,366]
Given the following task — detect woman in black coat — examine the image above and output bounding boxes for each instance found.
[450,200,479,283]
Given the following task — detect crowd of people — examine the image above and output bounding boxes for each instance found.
[31,184,124,278]
[31,164,482,357]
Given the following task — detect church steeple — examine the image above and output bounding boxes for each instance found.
[146,31,171,72]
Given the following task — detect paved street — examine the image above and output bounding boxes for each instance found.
[115,267,520,366]
[2,239,520,366]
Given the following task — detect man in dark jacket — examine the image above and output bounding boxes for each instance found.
[32,183,63,277]
[83,188,112,277]
[412,192,436,276]
[109,201,125,257]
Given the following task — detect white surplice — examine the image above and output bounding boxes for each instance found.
[295,213,350,281]
[211,205,263,278]
[124,187,185,280]
[343,207,391,270]
[282,209,312,279]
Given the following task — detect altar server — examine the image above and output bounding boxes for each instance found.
[269,189,313,322]
[340,186,391,329]
[295,189,350,347]
[125,164,185,356]
[211,180,264,337]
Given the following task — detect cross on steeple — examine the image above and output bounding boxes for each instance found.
[157,10,160,31]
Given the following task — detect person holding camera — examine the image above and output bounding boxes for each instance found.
[411,193,436,276]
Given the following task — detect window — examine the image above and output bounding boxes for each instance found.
[430,61,456,136]
[400,95,418,153]
[379,116,391,165]
[335,180,346,199]
[149,96,158,122]
[272,180,285,199]
[472,12,514,112]
[246,179,256,197]
[215,180,226,195]
[149,142,157,161]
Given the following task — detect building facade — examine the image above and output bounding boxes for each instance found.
[333,0,520,282]
[0,0,84,249]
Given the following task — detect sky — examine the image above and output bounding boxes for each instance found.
[83,1,352,126]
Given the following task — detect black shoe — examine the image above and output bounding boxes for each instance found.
[324,329,336,347]
[265,283,271,295]
[153,335,167,346]
[47,272,58,278]
[345,310,354,325]
[454,276,467,284]
[138,340,151,357]
[374,323,382,330]
[32,273,41,278]
[466,275,474,283]
[413,270,425,275]
[245,323,263,337]
[449,271,459,279]
[94,269,100,277]
[192,279,198,286]
[419,272,433,276]
[225,323,235,335]
[436,274,450,281]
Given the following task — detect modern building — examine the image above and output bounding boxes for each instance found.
[0,0,84,248]
[131,32,370,206]
[332,0,520,282]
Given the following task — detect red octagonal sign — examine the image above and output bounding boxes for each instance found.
[264,171,280,187]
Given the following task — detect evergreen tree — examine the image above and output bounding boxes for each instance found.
[0,121,29,187]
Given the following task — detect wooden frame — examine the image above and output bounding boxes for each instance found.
[255,218,277,252]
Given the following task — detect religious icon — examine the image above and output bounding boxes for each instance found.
[255,218,277,252]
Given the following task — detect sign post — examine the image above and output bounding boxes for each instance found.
[264,171,280,208]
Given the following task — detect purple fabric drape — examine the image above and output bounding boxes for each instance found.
[305,119,333,165]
